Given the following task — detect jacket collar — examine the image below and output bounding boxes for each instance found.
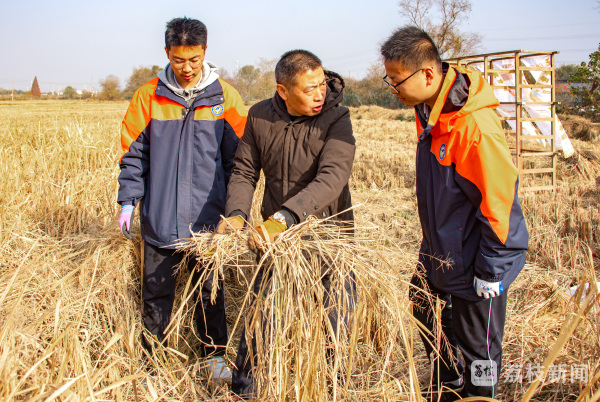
[157,61,221,106]
[415,63,470,140]
[426,63,499,131]
[427,63,459,127]
[155,77,224,108]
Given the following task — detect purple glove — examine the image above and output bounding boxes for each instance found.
[119,205,135,239]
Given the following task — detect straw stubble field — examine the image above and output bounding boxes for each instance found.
[0,100,598,401]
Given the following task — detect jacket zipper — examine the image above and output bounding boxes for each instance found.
[282,121,294,198]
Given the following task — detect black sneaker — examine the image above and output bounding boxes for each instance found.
[421,376,464,402]
[231,372,256,400]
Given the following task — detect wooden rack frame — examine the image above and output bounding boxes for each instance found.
[445,50,560,192]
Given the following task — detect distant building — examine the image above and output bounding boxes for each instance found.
[31,76,41,98]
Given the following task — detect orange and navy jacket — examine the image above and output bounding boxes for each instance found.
[414,64,528,300]
[117,77,246,248]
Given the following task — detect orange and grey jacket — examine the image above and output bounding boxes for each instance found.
[414,64,528,300]
[117,66,246,248]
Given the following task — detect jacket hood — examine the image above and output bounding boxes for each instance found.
[158,61,220,105]
[272,70,345,120]
[427,64,500,129]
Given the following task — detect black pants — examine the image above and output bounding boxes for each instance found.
[142,242,228,356]
[231,262,357,396]
[409,269,507,398]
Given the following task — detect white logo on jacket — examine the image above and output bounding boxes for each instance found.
[439,144,447,160]
[212,104,224,116]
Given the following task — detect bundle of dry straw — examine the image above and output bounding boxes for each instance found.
[177,216,423,401]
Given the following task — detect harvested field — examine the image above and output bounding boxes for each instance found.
[0,100,598,401]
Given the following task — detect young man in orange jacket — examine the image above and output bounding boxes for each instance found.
[381,26,529,400]
[117,17,246,383]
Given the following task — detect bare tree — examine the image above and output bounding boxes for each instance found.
[99,75,122,101]
[122,65,163,99]
[398,0,482,58]
[255,58,277,99]
[228,58,278,101]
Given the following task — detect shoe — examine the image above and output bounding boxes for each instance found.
[421,376,464,402]
[206,356,232,386]
[232,382,256,400]
[231,369,256,400]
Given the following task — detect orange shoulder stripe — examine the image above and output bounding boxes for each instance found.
[219,78,247,138]
[448,114,518,244]
[120,78,159,154]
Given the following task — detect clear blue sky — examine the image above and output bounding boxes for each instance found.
[1,0,598,92]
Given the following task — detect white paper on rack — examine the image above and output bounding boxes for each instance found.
[463,55,574,157]
[496,104,545,145]
[520,55,552,87]
[468,62,484,73]
[520,55,574,157]
[492,58,516,87]
[558,120,575,157]
[523,104,575,157]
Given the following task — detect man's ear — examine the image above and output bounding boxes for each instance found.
[164,46,170,59]
[423,67,435,86]
[276,83,289,101]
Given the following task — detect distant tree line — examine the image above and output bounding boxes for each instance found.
[0,89,25,95]
[5,58,593,115]
[76,62,408,109]
[343,64,406,109]
[555,43,600,120]
[4,0,597,120]
[3,54,596,117]
[220,60,407,109]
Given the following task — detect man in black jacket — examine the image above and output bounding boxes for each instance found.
[217,49,356,397]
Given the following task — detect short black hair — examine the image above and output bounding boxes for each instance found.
[381,26,442,71]
[165,17,207,49]
[275,50,322,87]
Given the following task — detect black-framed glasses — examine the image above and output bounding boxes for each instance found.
[383,68,425,93]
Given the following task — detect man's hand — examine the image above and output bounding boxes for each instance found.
[216,216,245,233]
[119,205,135,240]
[248,217,287,251]
[474,276,503,299]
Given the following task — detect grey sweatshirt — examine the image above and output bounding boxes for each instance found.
[157,60,220,106]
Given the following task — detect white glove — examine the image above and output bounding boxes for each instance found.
[474,276,503,299]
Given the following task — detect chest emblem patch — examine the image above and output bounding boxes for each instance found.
[211,104,224,116]
[439,144,447,160]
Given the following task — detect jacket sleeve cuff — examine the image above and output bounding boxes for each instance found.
[228,210,247,221]
[474,252,505,282]
[277,208,298,227]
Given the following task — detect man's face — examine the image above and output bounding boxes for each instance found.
[384,59,433,107]
[165,45,206,89]
[278,67,327,117]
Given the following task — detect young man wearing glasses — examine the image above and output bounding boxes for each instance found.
[381,26,528,400]
[117,17,247,383]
